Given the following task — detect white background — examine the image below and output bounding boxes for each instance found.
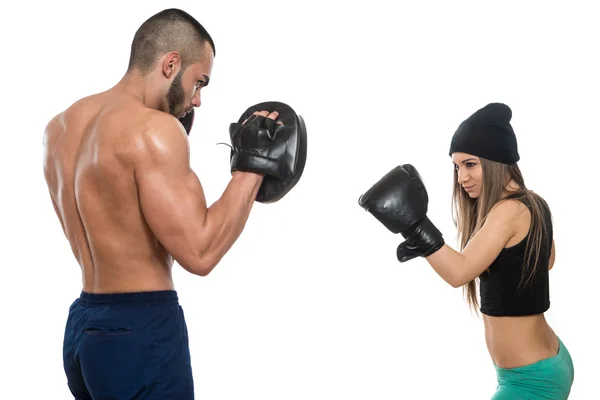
[1,0,598,398]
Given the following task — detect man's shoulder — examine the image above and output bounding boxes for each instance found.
[131,110,190,167]
[43,110,66,148]
[143,109,186,134]
[44,93,103,134]
[138,110,188,147]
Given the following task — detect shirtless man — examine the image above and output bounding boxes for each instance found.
[43,9,278,399]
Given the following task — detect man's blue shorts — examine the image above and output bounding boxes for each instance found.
[62,290,194,399]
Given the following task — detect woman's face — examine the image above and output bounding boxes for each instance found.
[452,152,483,198]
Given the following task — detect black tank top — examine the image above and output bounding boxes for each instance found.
[479,193,553,317]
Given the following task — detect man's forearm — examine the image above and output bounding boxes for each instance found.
[194,171,263,273]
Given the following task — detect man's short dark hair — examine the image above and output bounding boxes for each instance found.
[127,8,216,74]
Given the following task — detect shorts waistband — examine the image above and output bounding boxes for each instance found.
[494,336,569,374]
[78,290,179,306]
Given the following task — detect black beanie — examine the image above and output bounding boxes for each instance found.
[449,103,519,164]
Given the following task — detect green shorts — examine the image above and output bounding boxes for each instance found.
[492,338,574,400]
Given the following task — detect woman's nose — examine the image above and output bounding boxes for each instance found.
[457,168,469,184]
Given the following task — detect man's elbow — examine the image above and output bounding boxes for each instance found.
[192,255,219,276]
[178,253,220,277]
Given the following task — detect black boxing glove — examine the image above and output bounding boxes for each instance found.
[228,114,289,177]
[396,217,445,263]
[358,164,445,263]
[179,109,195,136]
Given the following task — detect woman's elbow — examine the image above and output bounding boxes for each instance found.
[449,273,470,289]
[449,279,463,289]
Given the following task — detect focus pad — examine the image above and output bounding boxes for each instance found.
[234,101,307,203]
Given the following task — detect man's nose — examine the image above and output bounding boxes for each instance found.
[191,90,201,107]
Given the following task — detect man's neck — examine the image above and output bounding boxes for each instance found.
[114,70,165,111]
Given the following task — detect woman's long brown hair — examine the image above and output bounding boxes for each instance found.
[451,158,552,314]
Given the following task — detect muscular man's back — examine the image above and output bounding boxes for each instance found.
[44,92,173,293]
[48,10,277,399]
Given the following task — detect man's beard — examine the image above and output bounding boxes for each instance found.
[166,69,185,117]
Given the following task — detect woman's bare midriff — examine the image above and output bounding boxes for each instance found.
[483,313,559,369]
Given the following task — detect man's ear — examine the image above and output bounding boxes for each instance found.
[162,51,181,79]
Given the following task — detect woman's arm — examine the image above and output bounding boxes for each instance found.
[424,200,524,287]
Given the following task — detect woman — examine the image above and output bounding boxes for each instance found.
[358,102,575,399]
[442,103,575,399]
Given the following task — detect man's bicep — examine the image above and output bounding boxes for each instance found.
[134,125,207,270]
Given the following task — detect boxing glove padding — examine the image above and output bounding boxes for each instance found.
[358,164,429,235]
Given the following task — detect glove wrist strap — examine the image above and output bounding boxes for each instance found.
[231,152,282,177]
[412,216,445,256]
